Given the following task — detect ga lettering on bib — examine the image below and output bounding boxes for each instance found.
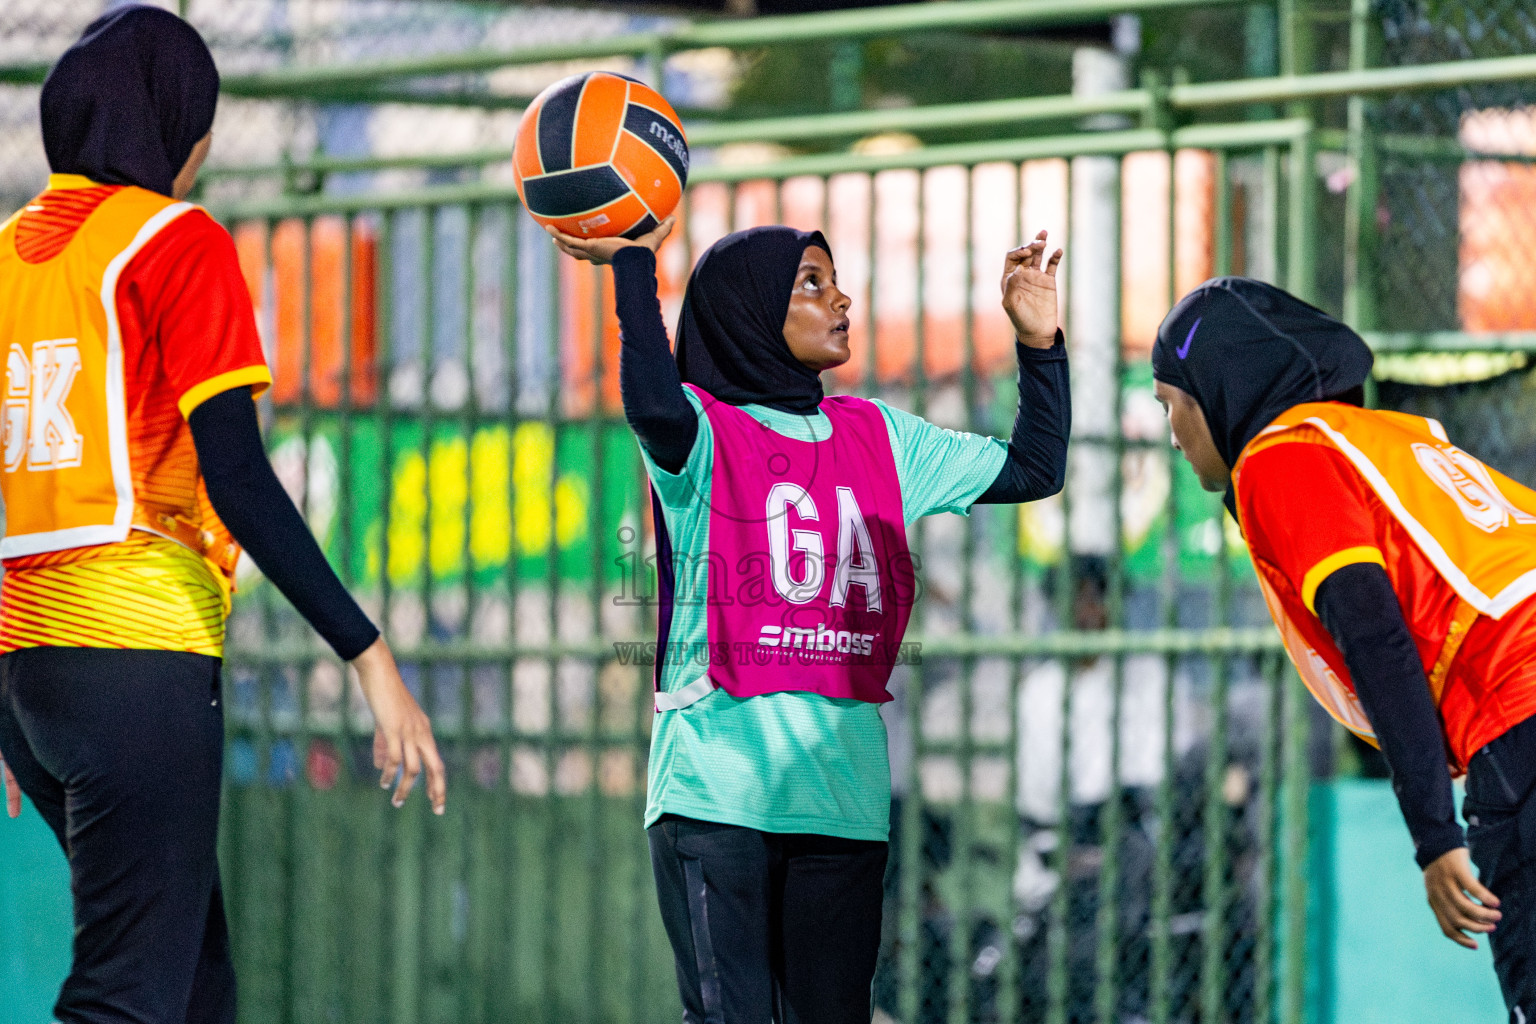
[651,385,916,710]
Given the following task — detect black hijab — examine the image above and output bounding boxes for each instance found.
[1151,277,1374,512]
[674,226,832,414]
[41,5,220,198]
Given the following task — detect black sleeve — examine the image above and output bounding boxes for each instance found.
[974,331,1071,504]
[611,246,697,475]
[188,387,381,661]
[1314,561,1465,868]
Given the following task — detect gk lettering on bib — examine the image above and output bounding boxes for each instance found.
[650,385,916,709]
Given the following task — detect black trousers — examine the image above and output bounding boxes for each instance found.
[0,647,234,1024]
[1465,713,1536,1022]
[648,814,888,1024]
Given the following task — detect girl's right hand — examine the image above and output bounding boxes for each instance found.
[546,215,675,265]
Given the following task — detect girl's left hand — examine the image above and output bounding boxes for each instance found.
[1001,229,1064,349]
[546,216,675,266]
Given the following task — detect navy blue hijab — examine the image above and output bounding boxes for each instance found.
[675,226,832,414]
[41,5,220,198]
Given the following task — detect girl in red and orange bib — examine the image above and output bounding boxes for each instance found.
[0,10,445,1023]
[1153,277,1536,1019]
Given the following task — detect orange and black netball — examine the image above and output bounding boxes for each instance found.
[513,71,688,240]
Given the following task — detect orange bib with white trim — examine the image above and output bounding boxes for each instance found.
[1235,403,1536,752]
[0,186,241,575]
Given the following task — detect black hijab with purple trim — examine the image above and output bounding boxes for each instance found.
[1152,276,1374,469]
[41,4,220,198]
[674,225,832,414]
[1151,277,1373,514]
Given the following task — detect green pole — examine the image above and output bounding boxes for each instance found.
[1286,127,1317,305]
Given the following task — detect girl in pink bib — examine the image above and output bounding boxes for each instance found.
[549,216,1068,1024]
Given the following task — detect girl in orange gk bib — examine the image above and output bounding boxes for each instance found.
[0,9,446,1023]
[1153,277,1536,1020]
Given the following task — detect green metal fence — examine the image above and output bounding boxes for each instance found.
[4,0,1534,1021]
[209,110,1337,1023]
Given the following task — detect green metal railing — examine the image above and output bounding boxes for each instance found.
[0,0,1521,1019]
[207,105,1345,1021]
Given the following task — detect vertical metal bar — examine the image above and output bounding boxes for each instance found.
[338,216,356,587]
[998,157,1026,1024]
[1281,653,1310,1024]
[1254,653,1282,1024]
[541,205,563,1024]
[379,210,397,704]
[498,200,521,1024]
[335,211,358,1019]
[1214,151,1233,278]
[286,213,317,1024]
[862,172,878,400]
[1198,695,1235,1024]
[459,203,481,1024]
[1262,146,1282,287]
[1286,129,1318,305]
[1148,154,1179,1018]
[896,166,928,1024]
[374,208,403,1022]
[420,207,437,649]
[1200,538,1234,1021]
[391,206,430,1024]
[253,216,288,1024]
[947,162,980,1024]
[1343,0,1379,406]
[1092,150,1129,1024]
[1044,159,1076,1024]
[585,251,609,1022]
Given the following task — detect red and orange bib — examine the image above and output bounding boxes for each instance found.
[1235,403,1536,763]
[0,182,241,573]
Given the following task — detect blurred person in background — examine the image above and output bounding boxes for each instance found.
[1154,277,1536,1019]
[0,8,445,1023]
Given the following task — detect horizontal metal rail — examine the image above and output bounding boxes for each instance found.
[200,92,1156,182]
[0,0,1248,94]
[191,50,1536,186]
[1366,331,1536,353]
[207,118,1310,219]
[223,626,1285,666]
[1170,52,1536,109]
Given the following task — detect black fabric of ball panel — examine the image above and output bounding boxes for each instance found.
[621,212,659,240]
[522,164,631,217]
[622,104,689,186]
[536,75,585,173]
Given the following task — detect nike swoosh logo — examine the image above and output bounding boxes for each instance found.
[1176,317,1202,360]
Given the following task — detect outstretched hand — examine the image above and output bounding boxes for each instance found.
[1001,229,1064,349]
[2,754,18,818]
[546,215,675,266]
[1423,846,1501,949]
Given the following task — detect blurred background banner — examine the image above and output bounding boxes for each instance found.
[1,0,1531,1021]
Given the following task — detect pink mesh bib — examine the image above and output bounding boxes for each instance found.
[652,385,916,706]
